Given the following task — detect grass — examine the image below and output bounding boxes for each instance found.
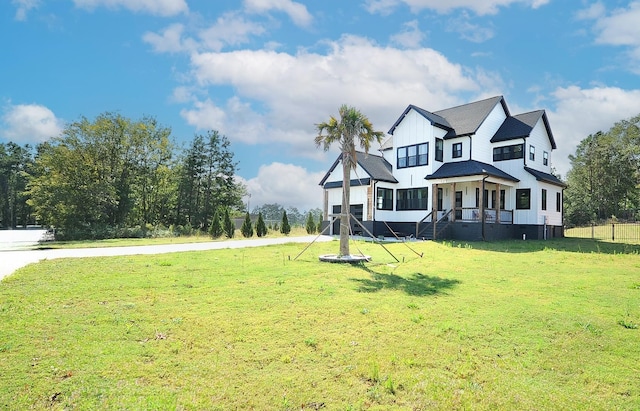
[35,227,312,249]
[1,238,639,409]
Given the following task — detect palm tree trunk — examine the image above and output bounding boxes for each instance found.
[340,152,351,256]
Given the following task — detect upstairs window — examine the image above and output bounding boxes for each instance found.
[397,143,428,169]
[452,142,462,158]
[543,151,549,166]
[529,145,535,161]
[435,138,443,162]
[493,144,524,161]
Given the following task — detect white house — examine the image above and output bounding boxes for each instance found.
[319,96,567,241]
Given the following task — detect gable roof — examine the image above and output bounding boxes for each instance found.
[387,104,453,135]
[524,167,567,187]
[491,110,557,149]
[433,95,508,139]
[425,160,519,182]
[319,151,398,186]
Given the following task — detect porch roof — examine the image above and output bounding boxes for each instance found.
[524,167,567,188]
[425,160,520,183]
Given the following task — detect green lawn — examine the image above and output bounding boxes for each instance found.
[1,238,639,410]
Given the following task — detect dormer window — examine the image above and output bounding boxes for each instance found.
[452,142,462,158]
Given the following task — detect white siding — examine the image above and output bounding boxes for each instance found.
[525,118,553,174]
[472,104,508,163]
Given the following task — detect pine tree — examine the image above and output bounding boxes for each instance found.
[223,209,235,238]
[256,212,267,237]
[280,210,291,235]
[317,213,323,234]
[209,209,223,238]
[305,212,316,234]
[241,212,253,238]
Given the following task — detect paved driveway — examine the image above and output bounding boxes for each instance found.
[0,235,334,281]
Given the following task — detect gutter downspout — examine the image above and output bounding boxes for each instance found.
[523,137,527,167]
[468,135,473,160]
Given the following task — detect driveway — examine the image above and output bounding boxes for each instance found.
[0,235,335,281]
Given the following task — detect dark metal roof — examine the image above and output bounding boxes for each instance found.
[524,167,567,187]
[433,95,508,139]
[319,152,398,186]
[388,104,453,135]
[491,110,557,149]
[425,160,519,182]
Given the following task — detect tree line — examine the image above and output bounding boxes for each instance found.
[1,113,247,239]
[564,113,640,226]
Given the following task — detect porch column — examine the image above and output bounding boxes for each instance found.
[451,182,456,222]
[432,183,438,240]
[495,183,501,223]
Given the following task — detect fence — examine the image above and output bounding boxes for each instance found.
[565,223,640,242]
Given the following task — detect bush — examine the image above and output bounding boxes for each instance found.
[280,210,291,235]
[256,212,267,237]
[223,209,235,238]
[210,209,223,238]
[241,212,253,238]
[305,212,316,234]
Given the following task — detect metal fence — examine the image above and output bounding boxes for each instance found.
[565,223,640,242]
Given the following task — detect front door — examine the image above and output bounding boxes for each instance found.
[455,191,463,220]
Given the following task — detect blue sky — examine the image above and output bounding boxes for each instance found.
[2,0,640,211]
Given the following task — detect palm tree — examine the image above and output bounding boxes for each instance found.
[315,105,384,257]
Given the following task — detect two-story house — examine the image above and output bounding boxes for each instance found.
[319,96,566,241]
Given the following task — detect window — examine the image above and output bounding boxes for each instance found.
[543,151,549,166]
[397,187,428,210]
[397,143,428,169]
[556,192,561,212]
[542,189,547,211]
[437,188,443,211]
[500,190,505,210]
[493,144,524,161]
[435,138,443,162]
[452,142,462,158]
[516,189,531,210]
[529,145,535,161]
[376,187,393,210]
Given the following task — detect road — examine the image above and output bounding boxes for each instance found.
[0,233,334,281]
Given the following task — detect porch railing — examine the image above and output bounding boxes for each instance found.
[456,208,512,224]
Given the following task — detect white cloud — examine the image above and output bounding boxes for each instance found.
[241,162,325,210]
[243,0,313,27]
[1,103,64,143]
[447,12,494,42]
[578,1,640,72]
[365,0,549,15]
[73,0,188,16]
[180,35,505,163]
[12,0,40,21]
[546,86,640,178]
[390,20,425,48]
[198,12,266,52]
[143,23,194,53]
[180,97,268,145]
[592,1,640,47]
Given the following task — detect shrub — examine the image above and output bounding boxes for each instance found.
[305,212,316,234]
[280,210,291,235]
[256,212,267,237]
[241,212,253,238]
[210,209,223,238]
[223,209,235,238]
